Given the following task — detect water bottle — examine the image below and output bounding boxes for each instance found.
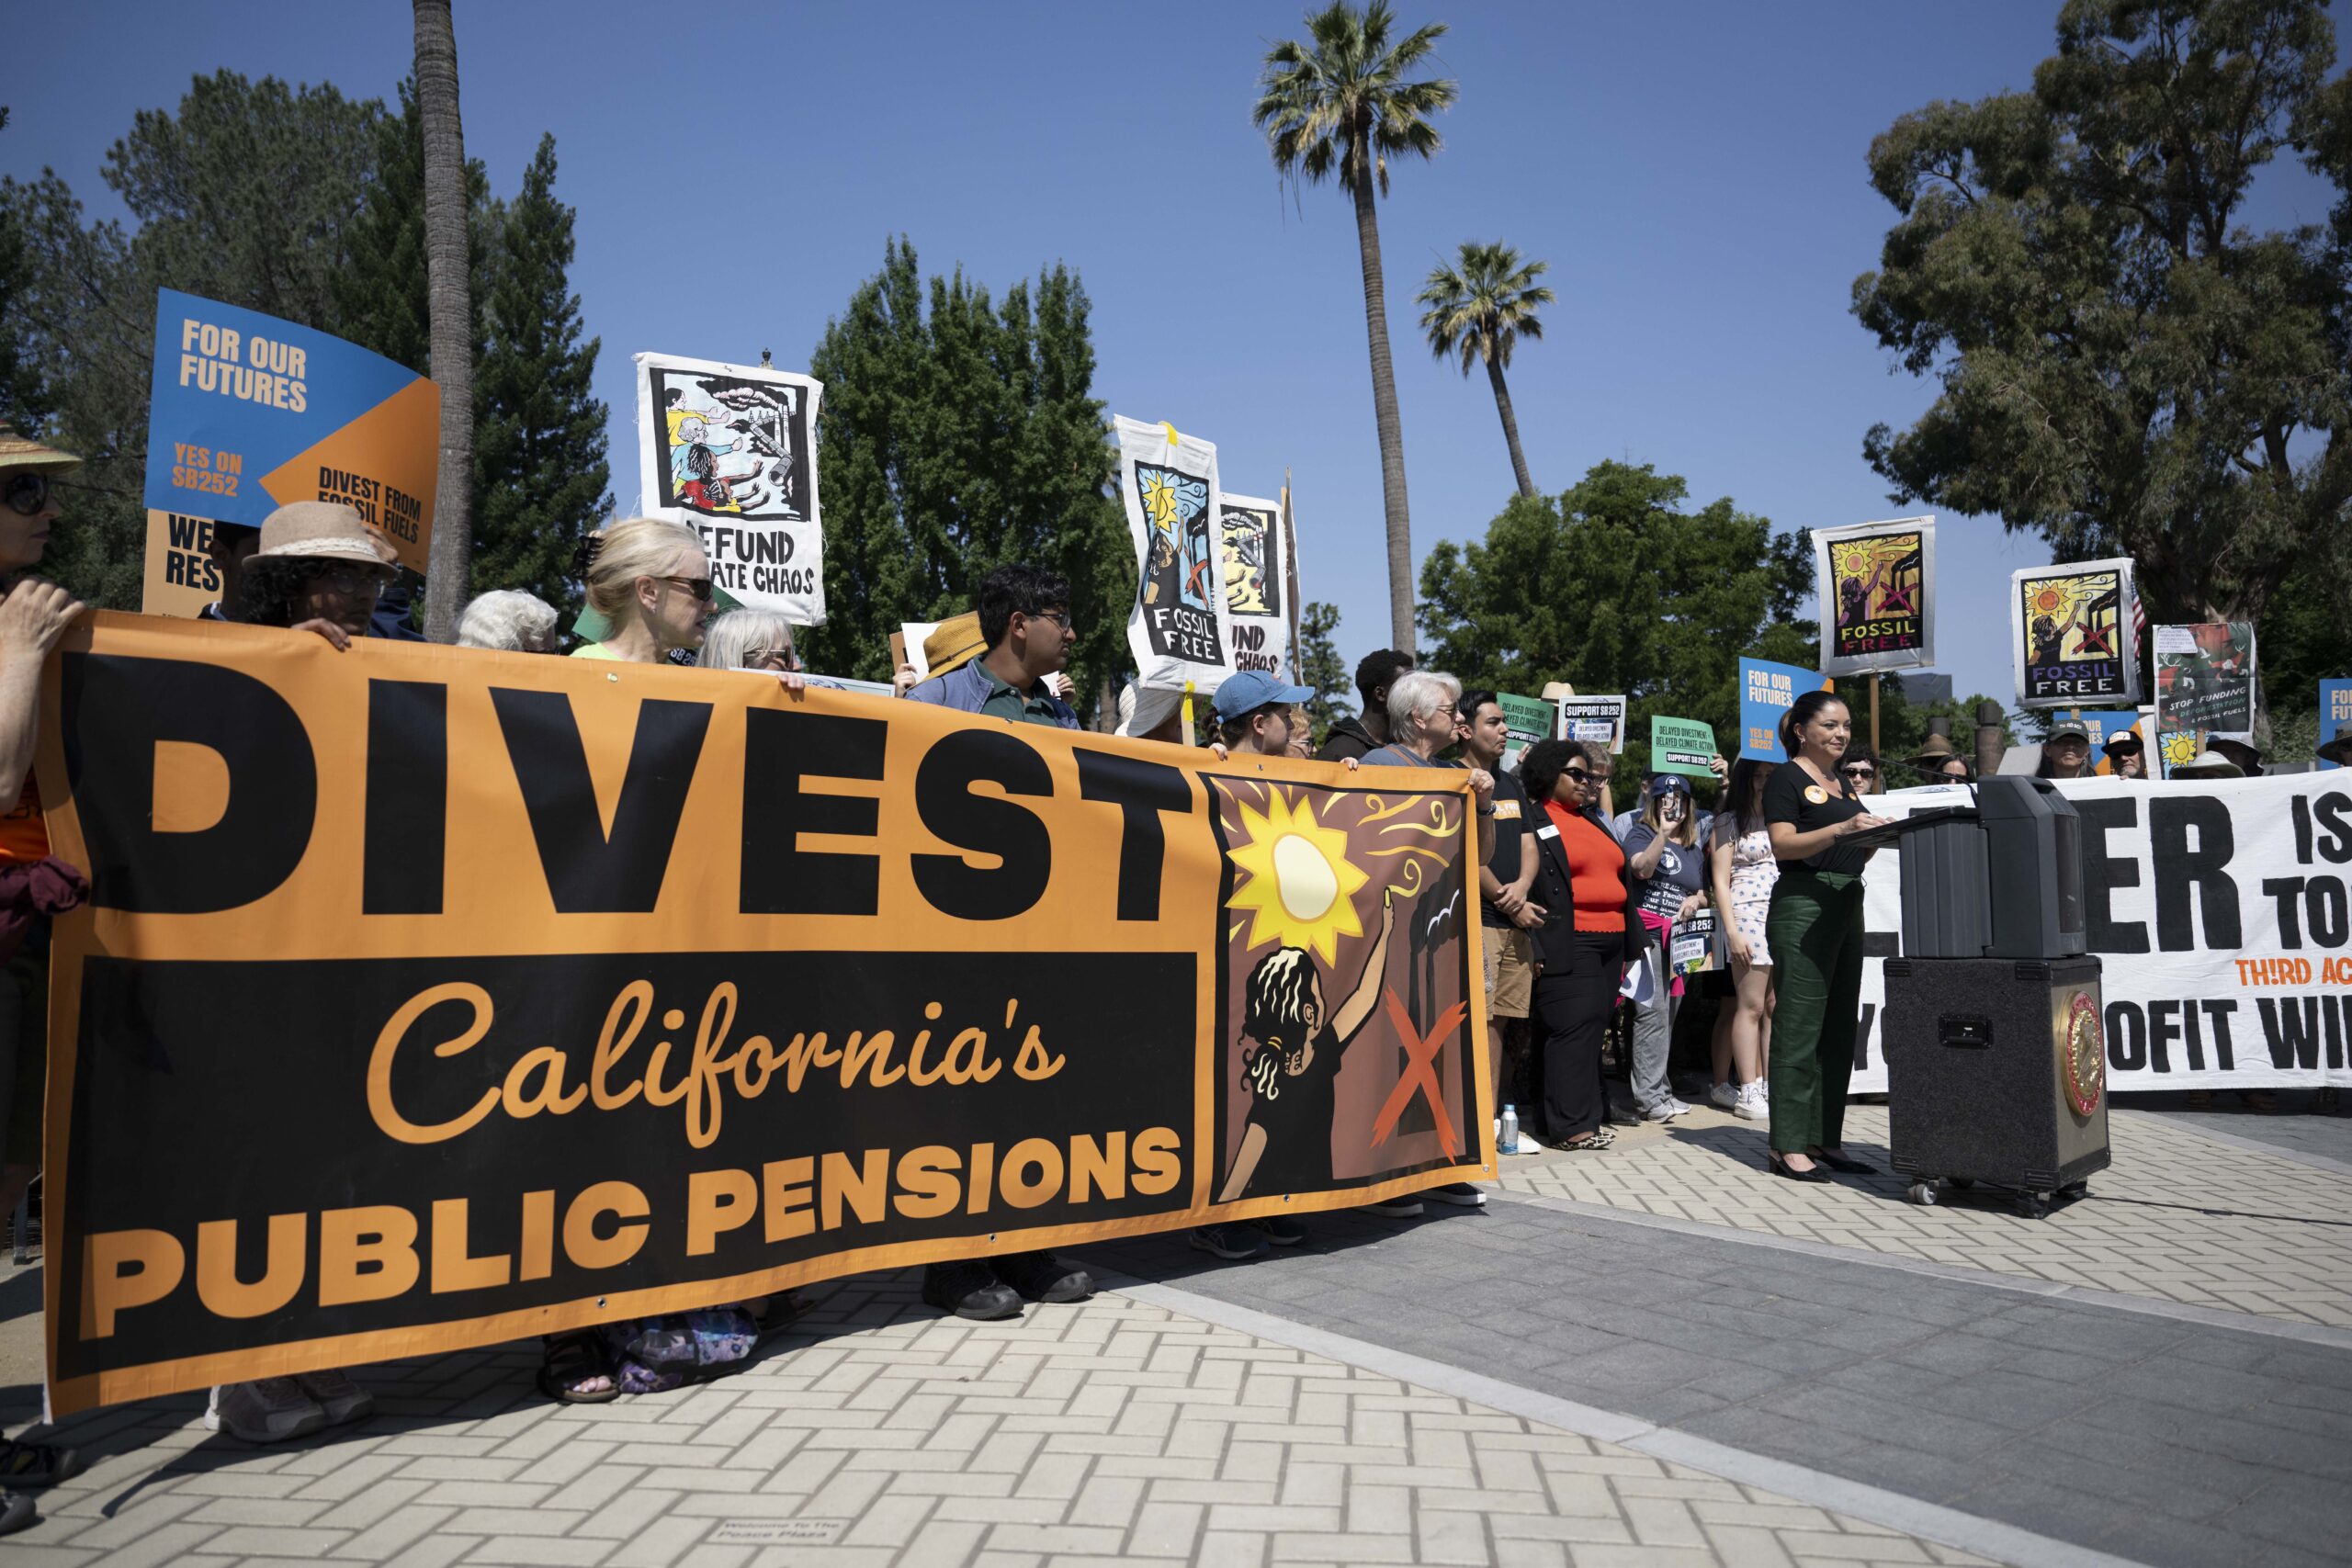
[1499,1104,1520,1155]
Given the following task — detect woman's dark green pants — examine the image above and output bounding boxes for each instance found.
[1766,867,1866,1156]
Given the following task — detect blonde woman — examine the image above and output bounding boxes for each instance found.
[572,517,713,662]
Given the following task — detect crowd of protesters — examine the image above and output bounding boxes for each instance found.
[0,424,2329,1529]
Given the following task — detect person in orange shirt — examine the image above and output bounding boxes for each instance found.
[1519,739,1644,1151]
[0,424,96,1529]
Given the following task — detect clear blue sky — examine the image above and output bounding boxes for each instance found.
[12,3,2340,716]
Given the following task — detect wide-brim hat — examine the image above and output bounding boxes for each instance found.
[922,612,985,680]
[1908,732,1963,766]
[1538,681,1577,701]
[254,501,397,567]
[2319,733,2352,767]
[1117,682,1188,740]
[0,423,81,474]
[2167,750,2244,779]
[2208,738,2264,773]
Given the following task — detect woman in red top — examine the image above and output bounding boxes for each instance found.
[0,426,94,1526]
[1519,740,1645,1149]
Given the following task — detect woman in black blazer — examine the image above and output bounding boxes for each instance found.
[1519,740,1645,1149]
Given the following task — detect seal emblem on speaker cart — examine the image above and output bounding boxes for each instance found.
[2059,988,2103,1118]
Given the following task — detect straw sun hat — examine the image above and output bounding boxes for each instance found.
[0,423,82,474]
[252,501,396,567]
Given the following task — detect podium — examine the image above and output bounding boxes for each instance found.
[1879,778,2110,1214]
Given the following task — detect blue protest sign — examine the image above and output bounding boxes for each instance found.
[143,288,440,572]
[2324,680,2351,769]
[1738,657,1828,761]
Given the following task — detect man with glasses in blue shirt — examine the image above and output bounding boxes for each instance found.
[901,564,1093,1319]
[903,564,1080,727]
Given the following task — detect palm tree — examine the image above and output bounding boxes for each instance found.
[1257,3,1456,654]
[1419,243,1553,498]
[414,0,474,642]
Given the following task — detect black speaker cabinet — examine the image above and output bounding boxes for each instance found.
[1883,955,2110,1212]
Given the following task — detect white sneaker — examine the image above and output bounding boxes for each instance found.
[1709,1082,1739,1111]
[1640,1100,1689,1122]
[207,1378,329,1444]
[1734,1082,1769,1121]
[294,1369,375,1427]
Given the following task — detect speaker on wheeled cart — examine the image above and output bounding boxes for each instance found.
[1880,777,2111,1214]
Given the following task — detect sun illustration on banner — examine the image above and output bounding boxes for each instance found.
[2159,730,2204,770]
[1225,789,1370,964]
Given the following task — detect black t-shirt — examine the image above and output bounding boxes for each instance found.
[1622,822,1706,919]
[1481,772,1530,927]
[1762,760,1869,874]
[1239,1023,1342,1194]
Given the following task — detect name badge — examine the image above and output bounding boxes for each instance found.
[1535,823,1559,840]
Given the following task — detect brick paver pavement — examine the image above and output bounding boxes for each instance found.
[1496,1104,2352,1327]
[6,1274,2002,1568]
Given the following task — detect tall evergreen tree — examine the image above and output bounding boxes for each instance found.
[333,82,432,377]
[1297,599,1349,742]
[471,134,608,607]
[801,239,1129,713]
[0,73,385,608]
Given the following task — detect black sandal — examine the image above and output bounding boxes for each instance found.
[1815,1150,1876,1175]
[537,1332,619,1404]
[0,1437,82,1489]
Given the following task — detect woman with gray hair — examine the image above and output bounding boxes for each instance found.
[699,607,799,673]
[454,590,559,652]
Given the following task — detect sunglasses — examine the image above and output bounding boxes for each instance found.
[1840,765,1877,778]
[308,568,390,597]
[6,472,51,517]
[656,575,715,603]
[1561,768,1591,784]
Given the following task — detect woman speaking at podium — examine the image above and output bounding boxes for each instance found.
[1760,692,1891,1181]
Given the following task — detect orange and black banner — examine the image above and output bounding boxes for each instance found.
[34,615,1490,1414]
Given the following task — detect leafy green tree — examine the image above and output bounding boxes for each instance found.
[1852,0,2351,637]
[1257,2,1456,652]
[800,239,1130,716]
[1418,241,1554,497]
[1297,599,1349,741]
[0,73,387,608]
[1418,461,1815,810]
[470,135,608,607]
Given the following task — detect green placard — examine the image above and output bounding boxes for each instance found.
[1650,715,1718,777]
